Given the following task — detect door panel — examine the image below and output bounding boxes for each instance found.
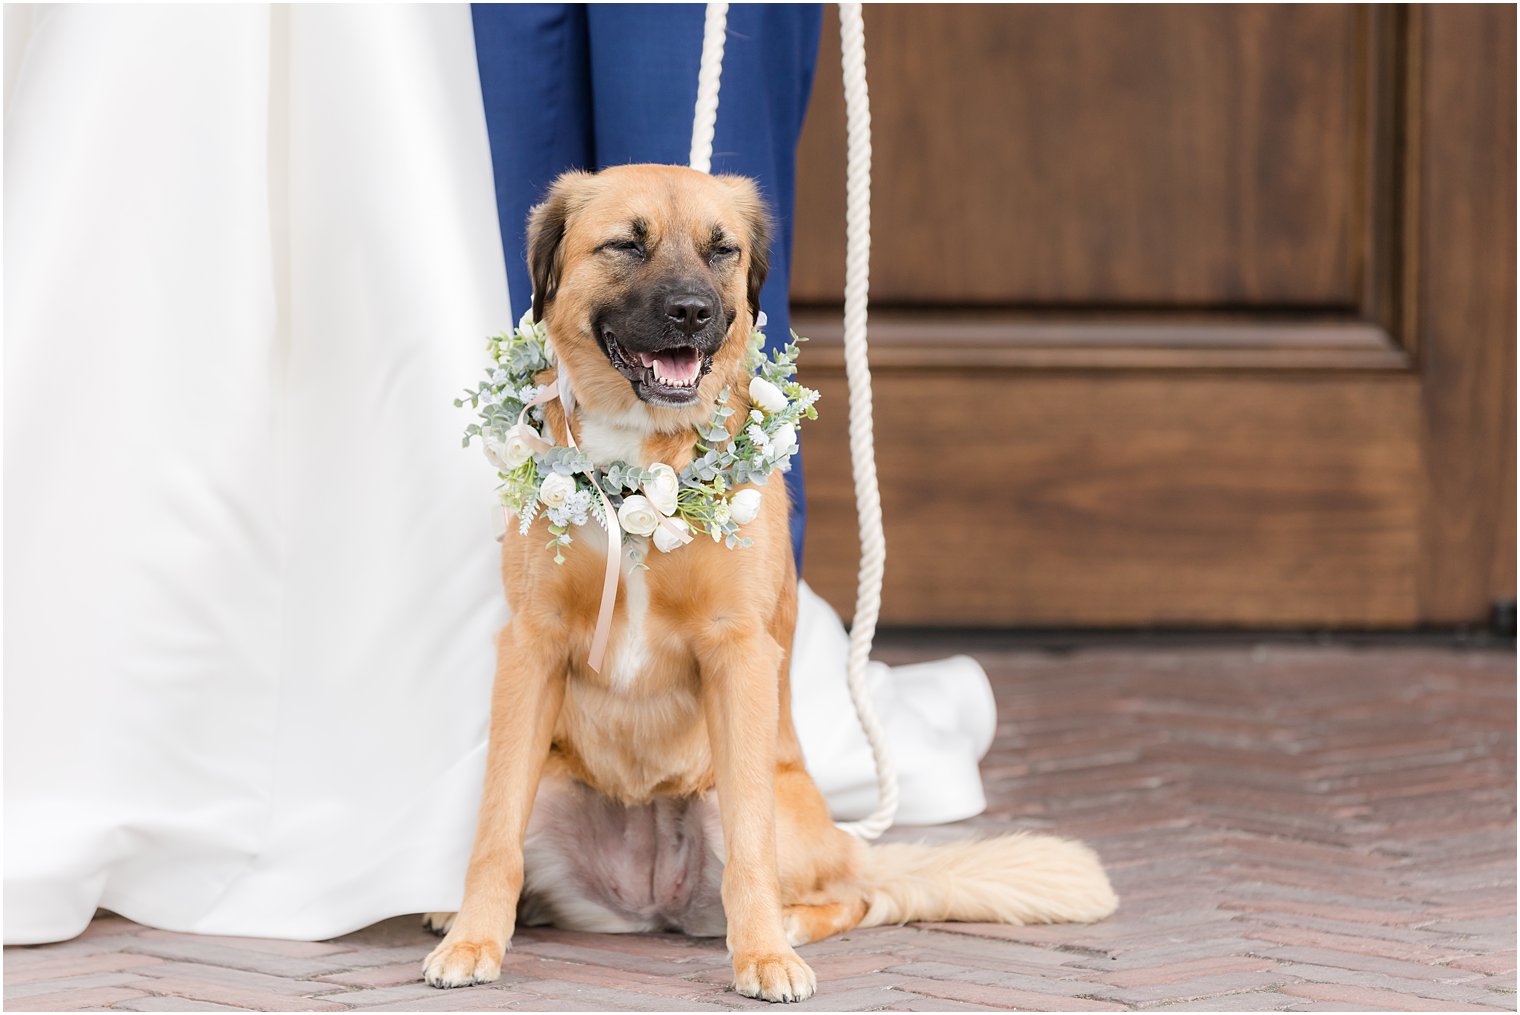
[793,5,1367,307]
[802,371,1421,626]
[791,4,1514,628]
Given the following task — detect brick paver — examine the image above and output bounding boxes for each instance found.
[4,641,1514,1011]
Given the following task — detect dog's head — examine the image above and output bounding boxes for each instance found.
[526,165,770,420]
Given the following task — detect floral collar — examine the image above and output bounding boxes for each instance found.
[459,310,818,563]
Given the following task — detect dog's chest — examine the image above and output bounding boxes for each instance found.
[608,558,652,691]
[574,417,663,693]
[578,417,649,468]
[564,525,682,698]
[551,532,713,800]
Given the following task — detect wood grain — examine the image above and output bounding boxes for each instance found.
[1414,5,1517,622]
[795,5,1364,307]
[799,369,1422,627]
[789,4,1513,628]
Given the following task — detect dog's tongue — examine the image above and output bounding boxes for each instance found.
[638,348,702,385]
[657,350,702,384]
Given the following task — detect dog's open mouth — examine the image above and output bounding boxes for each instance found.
[602,331,712,405]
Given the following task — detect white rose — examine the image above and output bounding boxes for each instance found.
[539,471,576,509]
[482,436,512,471]
[770,422,798,457]
[483,424,538,471]
[652,516,691,553]
[643,463,680,516]
[616,494,660,537]
[748,376,787,414]
[730,488,763,525]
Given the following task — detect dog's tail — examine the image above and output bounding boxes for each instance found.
[855,833,1118,928]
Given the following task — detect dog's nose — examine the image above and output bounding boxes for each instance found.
[665,293,714,336]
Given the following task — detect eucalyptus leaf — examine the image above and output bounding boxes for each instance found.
[460,316,816,562]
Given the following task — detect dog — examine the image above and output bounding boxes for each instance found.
[422,164,1118,1002]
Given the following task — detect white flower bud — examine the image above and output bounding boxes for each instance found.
[652,516,691,553]
[748,376,788,414]
[616,494,660,537]
[730,488,763,525]
[643,463,680,516]
[483,424,538,471]
[770,422,798,457]
[539,472,576,509]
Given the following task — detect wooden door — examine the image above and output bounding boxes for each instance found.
[792,4,1514,628]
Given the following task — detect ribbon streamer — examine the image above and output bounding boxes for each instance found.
[511,378,621,673]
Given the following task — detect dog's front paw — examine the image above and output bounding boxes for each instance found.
[732,950,816,1003]
[422,912,456,937]
[422,936,504,988]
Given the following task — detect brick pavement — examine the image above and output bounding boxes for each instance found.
[5,641,1514,1012]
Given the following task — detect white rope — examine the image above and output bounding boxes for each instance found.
[828,2,895,841]
[688,3,728,175]
[691,2,896,841]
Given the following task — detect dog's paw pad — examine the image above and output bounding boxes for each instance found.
[733,950,817,1003]
[422,938,503,988]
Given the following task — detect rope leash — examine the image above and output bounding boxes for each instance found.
[689,3,728,175]
[690,3,897,841]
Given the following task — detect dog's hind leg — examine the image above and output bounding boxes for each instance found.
[773,763,872,947]
[782,898,869,947]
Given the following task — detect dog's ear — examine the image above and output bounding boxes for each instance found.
[526,171,593,323]
[745,214,771,321]
[716,175,772,321]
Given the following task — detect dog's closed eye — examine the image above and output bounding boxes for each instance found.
[599,239,645,257]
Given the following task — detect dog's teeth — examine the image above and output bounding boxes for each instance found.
[652,363,691,387]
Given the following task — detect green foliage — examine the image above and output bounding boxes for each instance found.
[459,312,818,562]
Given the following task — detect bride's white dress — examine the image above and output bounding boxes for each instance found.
[3,4,995,945]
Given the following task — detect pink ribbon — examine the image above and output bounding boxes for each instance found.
[508,379,702,671]
[655,514,695,548]
[511,384,620,673]
[511,379,694,674]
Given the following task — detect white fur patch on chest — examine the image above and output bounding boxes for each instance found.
[609,547,652,692]
[579,415,653,468]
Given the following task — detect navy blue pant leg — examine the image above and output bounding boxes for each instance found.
[470,4,594,321]
[472,3,824,569]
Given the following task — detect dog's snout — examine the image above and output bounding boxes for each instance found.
[664,292,714,336]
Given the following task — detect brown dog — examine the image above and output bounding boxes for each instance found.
[422,165,1117,1002]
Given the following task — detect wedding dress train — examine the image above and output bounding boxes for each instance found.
[3,3,994,945]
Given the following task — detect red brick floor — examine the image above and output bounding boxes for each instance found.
[5,641,1515,1012]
